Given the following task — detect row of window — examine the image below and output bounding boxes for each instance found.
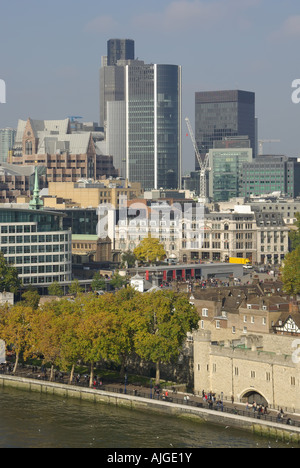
[1,243,69,254]
[16,264,71,274]
[0,231,69,243]
[6,254,71,265]
[197,364,297,386]
[23,275,71,285]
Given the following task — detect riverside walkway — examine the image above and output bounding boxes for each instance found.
[1,363,300,432]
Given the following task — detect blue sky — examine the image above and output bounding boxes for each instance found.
[1,0,300,171]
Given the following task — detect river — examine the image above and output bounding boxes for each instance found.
[0,387,293,449]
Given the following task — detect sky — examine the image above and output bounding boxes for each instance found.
[0,0,300,173]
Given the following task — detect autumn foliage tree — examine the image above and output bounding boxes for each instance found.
[134,235,166,264]
[0,287,199,387]
[132,290,199,384]
[281,246,300,296]
[0,303,34,373]
[282,213,300,295]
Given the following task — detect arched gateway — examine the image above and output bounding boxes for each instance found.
[241,390,268,407]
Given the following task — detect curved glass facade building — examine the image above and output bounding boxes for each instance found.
[0,206,72,287]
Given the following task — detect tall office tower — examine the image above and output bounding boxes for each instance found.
[194,90,255,170]
[100,39,135,129]
[100,40,182,190]
[125,62,182,190]
[0,128,16,163]
[107,39,134,66]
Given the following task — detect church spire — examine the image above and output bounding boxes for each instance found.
[29,165,44,210]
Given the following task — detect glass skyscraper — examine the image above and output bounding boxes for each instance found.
[208,145,253,201]
[241,155,300,198]
[195,90,256,170]
[125,62,182,190]
[100,40,182,190]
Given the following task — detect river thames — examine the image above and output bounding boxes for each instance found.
[0,387,293,449]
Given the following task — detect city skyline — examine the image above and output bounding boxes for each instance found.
[0,0,300,172]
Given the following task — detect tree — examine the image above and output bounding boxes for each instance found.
[22,287,40,310]
[0,252,22,294]
[0,303,35,373]
[120,250,136,268]
[30,303,62,381]
[48,281,63,297]
[49,297,83,384]
[112,287,143,377]
[110,271,127,290]
[134,235,166,264]
[91,272,106,292]
[281,246,300,296]
[290,213,300,251]
[133,290,199,384]
[68,279,83,296]
[76,293,122,387]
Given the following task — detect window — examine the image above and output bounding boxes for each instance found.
[216,320,220,329]
[291,377,296,386]
[251,371,256,379]
[202,308,208,317]
[25,141,33,155]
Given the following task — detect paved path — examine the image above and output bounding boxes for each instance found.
[3,365,299,426]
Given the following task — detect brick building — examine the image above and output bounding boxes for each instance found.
[11,118,118,183]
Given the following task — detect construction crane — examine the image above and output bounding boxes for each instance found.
[185,117,210,203]
[258,139,280,156]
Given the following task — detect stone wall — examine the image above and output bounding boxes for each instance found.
[194,330,300,412]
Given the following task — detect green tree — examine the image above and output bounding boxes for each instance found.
[48,281,63,297]
[68,279,83,296]
[48,297,83,384]
[121,250,136,268]
[133,290,199,384]
[281,246,300,296]
[0,252,22,294]
[76,293,122,387]
[134,235,166,264]
[30,302,63,381]
[290,213,300,251]
[110,271,127,290]
[112,287,143,377]
[22,287,40,310]
[91,272,106,292]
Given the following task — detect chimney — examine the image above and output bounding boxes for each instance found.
[289,301,299,314]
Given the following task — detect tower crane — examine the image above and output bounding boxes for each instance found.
[258,139,280,156]
[185,117,210,203]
